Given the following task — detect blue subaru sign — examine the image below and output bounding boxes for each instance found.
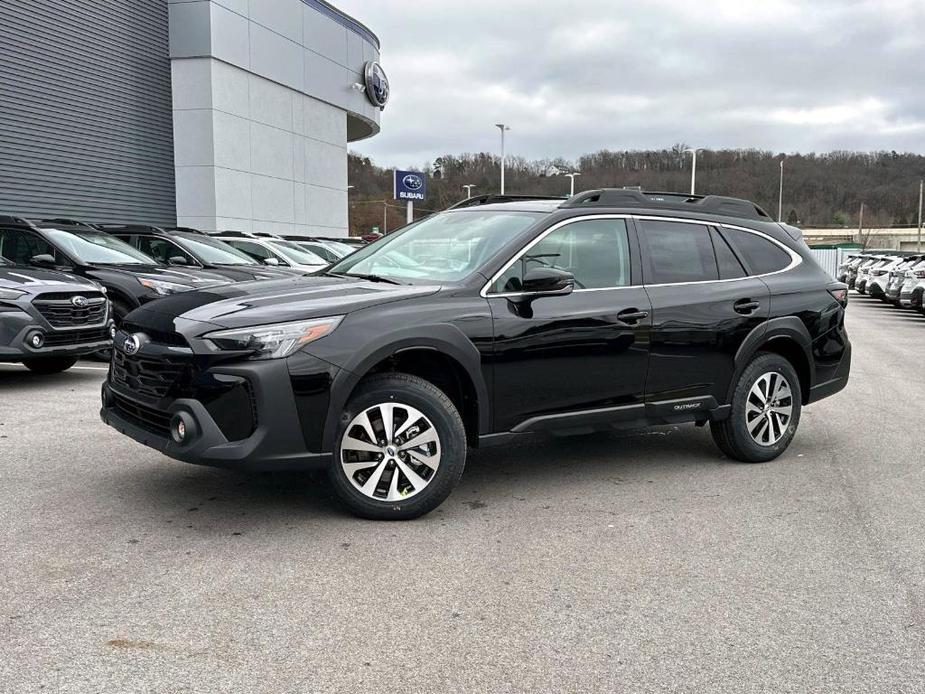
[393,169,427,201]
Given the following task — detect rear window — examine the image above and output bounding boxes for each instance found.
[720,228,792,275]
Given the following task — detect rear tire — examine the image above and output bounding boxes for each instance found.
[327,373,467,520]
[711,353,802,463]
[21,357,78,374]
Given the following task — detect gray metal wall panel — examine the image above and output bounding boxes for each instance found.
[0,0,176,225]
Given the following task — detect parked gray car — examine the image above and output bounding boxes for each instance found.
[0,255,112,373]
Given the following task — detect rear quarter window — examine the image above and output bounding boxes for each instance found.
[720,228,792,275]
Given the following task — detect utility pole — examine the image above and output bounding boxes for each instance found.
[383,200,387,235]
[495,123,510,194]
[564,172,581,196]
[684,148,702,194]
[858,202,864,247]
[918,180,923,252]
[778,158,785,222]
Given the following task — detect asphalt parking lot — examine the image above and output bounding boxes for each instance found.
[1,295,923,693]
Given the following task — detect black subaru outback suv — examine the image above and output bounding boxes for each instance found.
[101,190,851,519]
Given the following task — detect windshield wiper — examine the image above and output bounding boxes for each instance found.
[326,271,402,285]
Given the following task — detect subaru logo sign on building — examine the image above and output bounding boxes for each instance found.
[394,170,427,201]
[363,61,390,110]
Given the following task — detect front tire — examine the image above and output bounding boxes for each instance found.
[21,357,78,374]
[328,373,467,520]
[711,353,802,463]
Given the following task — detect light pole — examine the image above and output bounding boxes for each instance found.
[684,148,702,194]
[563,172,581,196]
[917,180,923,252]
[778,158,785,222]
[495,123,510,194]
[462,184,476,198]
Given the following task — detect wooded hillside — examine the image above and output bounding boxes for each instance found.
[347,146,925,235]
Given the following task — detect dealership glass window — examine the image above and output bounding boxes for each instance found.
[720,227,792,275]
[491,219,631,293]
[639,220,719,284]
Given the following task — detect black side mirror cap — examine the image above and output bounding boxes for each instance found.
[519,267,575,297]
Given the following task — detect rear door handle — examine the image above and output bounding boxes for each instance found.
[617,308,649,324]
[734,299,761,314]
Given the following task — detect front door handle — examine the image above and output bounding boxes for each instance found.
[617,308,649,324]
[734,299,761,314]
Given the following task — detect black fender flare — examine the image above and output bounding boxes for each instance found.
[727,317,815,403]
[320,324,491,450]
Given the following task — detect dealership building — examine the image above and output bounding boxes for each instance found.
[0,0,385,236]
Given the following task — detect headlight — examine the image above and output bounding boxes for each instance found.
[0,288,26,300]
[138,278,194,296]
[203,316,343,360]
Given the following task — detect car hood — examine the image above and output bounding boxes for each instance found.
[0,265,100,294]
[202,265,302,282]
[128,275,441,330]
[86,264,232,288]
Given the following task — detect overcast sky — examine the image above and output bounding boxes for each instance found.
[336,0,925,168]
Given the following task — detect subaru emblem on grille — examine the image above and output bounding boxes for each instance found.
[123,334,142,355]
[71,295,88,308]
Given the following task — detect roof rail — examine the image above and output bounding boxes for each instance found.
[35,217,99,229]
[0,215,37,229]
[214,230,256,238]
[561,189,772,221]
[448,194,566,210]
[166,226,207,235]
[251,231,285,239]
[95,223,167,234]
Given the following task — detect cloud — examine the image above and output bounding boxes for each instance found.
[336,0,925,166]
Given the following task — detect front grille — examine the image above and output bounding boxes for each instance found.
[112,393,171,437]
[33,292,107,327]
[111,350,190,400]
[43,326,110,347]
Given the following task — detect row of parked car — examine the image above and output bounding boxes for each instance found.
[837,250,925,309]
[0,216,365,374]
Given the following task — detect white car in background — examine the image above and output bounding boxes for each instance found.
[212,233,328,272]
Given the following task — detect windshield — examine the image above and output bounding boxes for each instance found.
[270,240,327,265]
[323,241,355,255]
[174,233,258,265]
[45,229,155,265]
[328,210,545,282]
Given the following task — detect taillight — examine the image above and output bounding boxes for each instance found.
[872,269,887,276]
[828,287,848,307]
[915,270,925,279]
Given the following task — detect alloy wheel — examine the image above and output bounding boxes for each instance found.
[745,371,793,446]
[340,402,441,501]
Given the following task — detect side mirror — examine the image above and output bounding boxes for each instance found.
[167,256,188,266]
[517,267,575,299]
[262,257,280,266]
[30,254,57,268]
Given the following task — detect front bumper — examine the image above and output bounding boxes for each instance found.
[0,308,112,362]
[100,349,337,471]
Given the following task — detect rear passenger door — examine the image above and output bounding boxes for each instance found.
[638,218,770,410]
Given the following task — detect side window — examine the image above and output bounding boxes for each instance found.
[491,218,631,293]
[228,240,288,266]
[710,228,746,279]
[136,237,193,265]
[0,230,65,266]
[639,220,718,284]
[720,227,792,275]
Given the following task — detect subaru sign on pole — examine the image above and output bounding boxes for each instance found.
[394,169,427,225]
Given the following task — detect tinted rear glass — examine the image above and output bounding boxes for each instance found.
[720,228,792,275]
[639,220,718,284]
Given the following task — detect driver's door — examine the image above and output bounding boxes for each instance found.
[485,217,651,432]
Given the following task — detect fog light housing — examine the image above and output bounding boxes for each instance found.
[108,321,117,339]
[170,413,197,445]
[26,330,45,349]
[101,383,113,408]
